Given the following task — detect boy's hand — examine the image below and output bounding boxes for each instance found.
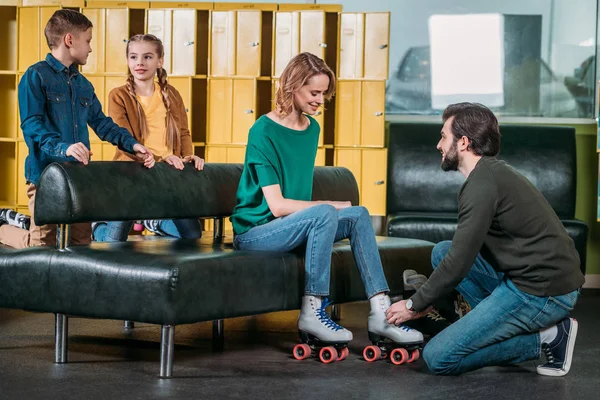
[133,144,155,168]
[66,142,92,165]
[183,155,205,171]
[164,155,185,170]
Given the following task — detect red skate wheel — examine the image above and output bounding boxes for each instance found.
[337,347,349,361]
[363,345,381,362]
[319,346,337,364]
[390,348,409,365]
[293,343,311,360]
[408,349,420,363]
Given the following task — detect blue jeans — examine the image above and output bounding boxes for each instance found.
[94,219,202,242]
[233,205,390,298]
[423,241,580,375]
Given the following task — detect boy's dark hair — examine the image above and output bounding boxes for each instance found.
[442,102,501,157]
[44,9,93,50]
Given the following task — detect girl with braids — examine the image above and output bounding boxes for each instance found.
[231,53,423,353]
[92,34,204,242]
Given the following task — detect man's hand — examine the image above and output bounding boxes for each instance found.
[133,144,155,168]
[183,155,205,171]
[66,142,92,165]
[164,155,185,170]
[385,300,431,325]
[329,201,352,210]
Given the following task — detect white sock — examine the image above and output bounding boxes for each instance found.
[540,325,558,344]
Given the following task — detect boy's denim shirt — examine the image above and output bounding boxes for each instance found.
[19,53,139,185]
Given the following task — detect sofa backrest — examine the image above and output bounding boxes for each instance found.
[35,162,359,225]
[387,123,577,219]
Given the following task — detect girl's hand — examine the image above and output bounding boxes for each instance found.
[132,144,155,168]
[164,155,185,170]
[329,201,352,210]
[183,155,205,171]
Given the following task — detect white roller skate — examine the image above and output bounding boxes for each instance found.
[293,296,353,363]
[363,294,424,365]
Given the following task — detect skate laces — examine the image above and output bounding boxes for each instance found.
[541,343,555,364]
[316,298,344,331]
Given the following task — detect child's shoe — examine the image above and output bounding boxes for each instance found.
[0,208,30,230]
[367,294,423,344]
[297,296,353,343]
[143,220,165,236]
[537,318,578,377]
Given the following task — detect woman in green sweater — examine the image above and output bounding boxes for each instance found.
[231,53,423,350]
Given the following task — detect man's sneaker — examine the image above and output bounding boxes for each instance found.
[404,309,451,338]
[0,208,30,230]
[537,318,578,377]
[143,220,164,236]
[298,296,353,343]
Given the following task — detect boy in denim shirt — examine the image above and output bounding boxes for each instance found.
[0,9,155,248]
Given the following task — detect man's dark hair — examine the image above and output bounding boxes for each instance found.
[442,102,501,156]
[44,9,93,50]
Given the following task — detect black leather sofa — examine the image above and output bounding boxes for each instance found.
[0,162,434,377]
[386,123,588,274]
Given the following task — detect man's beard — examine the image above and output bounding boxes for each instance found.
[441,142,459,171]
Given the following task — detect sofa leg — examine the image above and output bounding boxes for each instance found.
[159,325,175,378]
[212,319,224,351]
[54,313,68,363]
[124,320,135,330]
[331,304,342,321]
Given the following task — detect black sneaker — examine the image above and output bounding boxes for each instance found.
[537,317,578,377]
[143,220,164,236]
[0,208,30,230]
[404,309,451,338]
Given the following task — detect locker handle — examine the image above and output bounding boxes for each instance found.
[319,42,327,48]
[185,41,195,46]
[374,111,383,116]
[244,109,254,114]
[374,180,385,185]
[251,41,260,47]
[379,44,388,49]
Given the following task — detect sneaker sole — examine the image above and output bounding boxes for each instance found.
[537,318,578,377]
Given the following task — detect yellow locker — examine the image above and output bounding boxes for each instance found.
[207,78,232,144]
[334,81,361,146]
[338,13,364,79]
[205,145,245,163]
[360,81,385,147]
[102,142,115,161]
[38,6,57,61]
[17,7,41,71]
[104,75,124,109]
[147,9,172,74]
[315,148,325,166]
[16,206,30,216]
[0,75,17,140]
[361,149,387,215]
[90,142,103,162]
[169,76,191,113]
[364,13,389,80]
[17,141,28,206]
[171,9,196,76]
[273,11,325,78]
[210,10,261,77]
[231,79,256,144]
[81,8,105,74]
[86,76,104,113]
[0,142,16,206]
[104,8,128,74]
[0,5,18,72]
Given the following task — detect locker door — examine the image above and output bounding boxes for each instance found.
[147,9,172,74]
[231,79,255,144]
[334,149,362,197]
[205,146,227,163]
[338,13,364,79]
[315,147,325,167]
[299,11,325,59]
[364,13,390,79]
[236,11,261,77]
[17,141,28,206]
[334,81,361,146]
[361,149,387,216]
[90,142,103,162]
[18,7,40,71]
[172,9,196,76]
[227,146,246,164]
[273,12,299,78]
[82,8,106,74]
[102,142,116,161]
[105,8,128,74]
[210,11,235,76]
[169,77,191,113]
[207,78,232,144]
[104,76,124,110]
[360,81,385,147]
[39,7,59,61]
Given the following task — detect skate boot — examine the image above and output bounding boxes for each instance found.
[293,296,353,363]
[402,269,452,337]
[363,294,424,365]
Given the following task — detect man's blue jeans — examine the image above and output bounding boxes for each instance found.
[233,205,390,298]
[94,219,202,242]
[423,241,580,375]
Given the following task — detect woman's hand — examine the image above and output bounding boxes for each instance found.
[183,155,205,171]
[164,155,185,170]
[329,201,352,210]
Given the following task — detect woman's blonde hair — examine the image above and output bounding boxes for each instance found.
[274,52,336,117]
[126,34,180,152]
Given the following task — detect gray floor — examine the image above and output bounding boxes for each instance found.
[0,290,598,400]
